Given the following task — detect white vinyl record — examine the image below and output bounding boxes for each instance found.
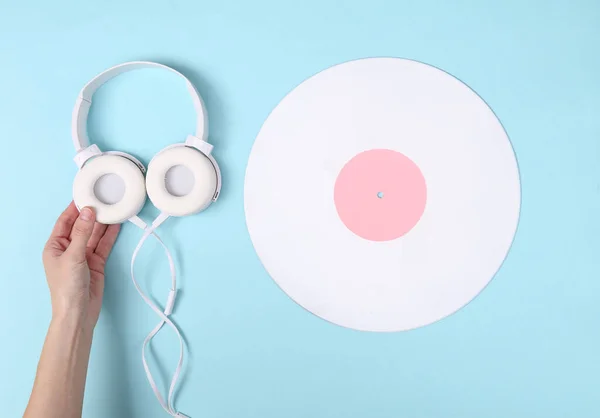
[245,57,520,332]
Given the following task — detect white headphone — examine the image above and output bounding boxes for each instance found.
[71,61,221,417]
[72,61,221,223]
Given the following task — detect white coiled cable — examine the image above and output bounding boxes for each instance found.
[129,214,189,418]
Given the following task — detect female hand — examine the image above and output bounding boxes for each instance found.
[42,202,121,330]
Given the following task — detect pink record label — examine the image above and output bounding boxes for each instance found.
[334,149,427,242]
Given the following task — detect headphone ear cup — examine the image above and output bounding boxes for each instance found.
[146,146,218,217]
[73,154,147,224]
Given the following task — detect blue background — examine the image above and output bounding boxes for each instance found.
[1,0,599,417]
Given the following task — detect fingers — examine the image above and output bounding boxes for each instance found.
[95,223,121,260]
[66,207,96,262]
[87,222,108,252]
[48,202,79,240]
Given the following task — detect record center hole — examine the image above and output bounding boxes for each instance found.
[94,174,125,205]
[165,165,195,197]
[377,191,384,199]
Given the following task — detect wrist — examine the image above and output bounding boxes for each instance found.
[51,310,95,337]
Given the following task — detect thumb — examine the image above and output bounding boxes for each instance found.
[66,207,96,262]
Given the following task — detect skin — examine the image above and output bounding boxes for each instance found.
[23,202,121,418]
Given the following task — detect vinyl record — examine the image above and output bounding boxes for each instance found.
[245,58,520,332]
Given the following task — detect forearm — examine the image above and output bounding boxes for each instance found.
[24,315,94,418]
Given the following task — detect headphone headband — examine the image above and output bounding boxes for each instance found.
[71,61,208,152]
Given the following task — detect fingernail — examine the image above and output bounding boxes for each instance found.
[80,207,93,222]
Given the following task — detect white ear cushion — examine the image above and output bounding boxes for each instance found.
[73,154,147,224]
[146,146,218,216]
